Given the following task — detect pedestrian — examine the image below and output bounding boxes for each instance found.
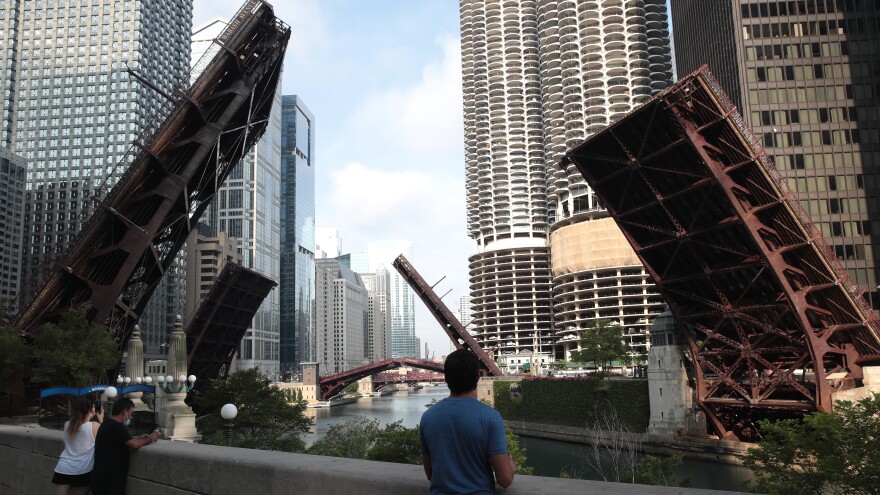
[52,397,103,495]
[90,397,160,495]
[419,349,515,494]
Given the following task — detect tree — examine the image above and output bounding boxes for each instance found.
[0,324,30,392]
[744,393,880,495]
[197,368,312,452]
[308,416,381,458]
[30,305,120,388]
[366,420,422,465]
[569,319,627,377]
[307,417,423,464]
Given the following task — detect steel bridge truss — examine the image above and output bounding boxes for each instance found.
[392,255,503,376]
[564,66,880,440]
[319,358,445,400]
[11,1,290,349]
[186,262,276,397]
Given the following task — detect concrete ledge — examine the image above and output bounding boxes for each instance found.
[0,425,749,494]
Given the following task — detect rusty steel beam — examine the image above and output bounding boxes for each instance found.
[10,1,290,350]
[564,66,880,441]
[392,254,503,376]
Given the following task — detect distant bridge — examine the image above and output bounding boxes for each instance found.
[373,370,445,387]
[319,358,443,400]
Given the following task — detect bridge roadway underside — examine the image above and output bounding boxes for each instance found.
[565,66,880,440]
[0,425,745,495]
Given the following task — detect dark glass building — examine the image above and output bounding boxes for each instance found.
[671,0,880,303]
[280,95,316,377]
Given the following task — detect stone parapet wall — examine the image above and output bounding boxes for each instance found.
[0,425,748,494]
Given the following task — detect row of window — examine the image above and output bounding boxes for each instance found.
[748,83,878,105]
[742,16,878,40]
[773,151,871,170]
[751,106,861,126]
[763,128,874,147]
[747,62,863,83]
[741,0,870,18]
[745,40,849,61]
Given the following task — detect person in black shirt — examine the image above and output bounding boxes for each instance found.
[90,397,159,495]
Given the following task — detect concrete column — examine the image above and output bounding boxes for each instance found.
[125,325,147,410]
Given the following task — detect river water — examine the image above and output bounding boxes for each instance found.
[305,386,753,492]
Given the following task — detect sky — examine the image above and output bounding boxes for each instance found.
[193,0,470,358]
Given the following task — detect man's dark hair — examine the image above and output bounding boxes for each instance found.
[444,349,481,395]
[111,397,135,416]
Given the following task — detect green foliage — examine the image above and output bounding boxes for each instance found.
[626,455,688,487]
[309,416,381,458]
[505,426,534,475]
[366,420,422,465]
[343,381,360,395]
[744,393,880,495]
[494,378,650,431]
[308,417,422,465]
[0,324,30,392]
[570,319,628,376]
[197,368,311,452]
[30,305,120,388]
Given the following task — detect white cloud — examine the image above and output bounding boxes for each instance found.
[346,34,464,164]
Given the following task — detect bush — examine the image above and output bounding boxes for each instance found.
[494,377,649,431]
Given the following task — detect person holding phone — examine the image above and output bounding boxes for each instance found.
[52,397,103,495]
[90,398,159,495]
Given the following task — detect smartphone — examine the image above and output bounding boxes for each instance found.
[93,402,102,414]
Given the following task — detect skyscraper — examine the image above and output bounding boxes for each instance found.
[1,1,193,344]
[359,240,417,358]
[315,257,369,374]
[0,149,25,303]
[671,0,880,303]
[191,18,283,378]
[280,95,316,377]
[460,0,673,360]
[361,267,392,362]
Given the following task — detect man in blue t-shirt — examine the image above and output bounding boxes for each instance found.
[420,349,515,494]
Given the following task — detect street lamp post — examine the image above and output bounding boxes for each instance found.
[220,403,238,447]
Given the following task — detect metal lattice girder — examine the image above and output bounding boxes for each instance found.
[185,262,276,396]
[11,1,290,349]
[319,358,445,400]
[392,254,503,377]
[564,66,880,440]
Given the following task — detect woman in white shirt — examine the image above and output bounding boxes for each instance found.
[52,397,103,495]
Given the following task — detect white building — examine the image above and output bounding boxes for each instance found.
[315,258,369,374]
[361,267,393,363]
[460,0,673,361]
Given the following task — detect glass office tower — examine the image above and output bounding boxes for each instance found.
[0,0,192,349]
[280,95,316,377]
[671,0,880,303]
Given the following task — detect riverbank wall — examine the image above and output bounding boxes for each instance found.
[506,420,754,465]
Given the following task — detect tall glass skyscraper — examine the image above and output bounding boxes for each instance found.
[671,0,880,305]
[460,0,673,360]
[280,95,316,377]
[353,240,417,358]
[191,18,283,379]
[1,0,192,347]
